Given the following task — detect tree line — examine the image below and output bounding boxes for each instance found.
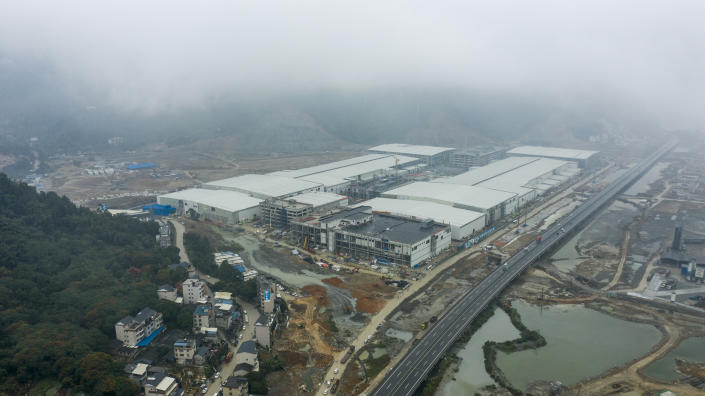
[0,173,189,394]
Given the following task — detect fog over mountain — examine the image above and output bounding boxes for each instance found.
[1,1,703,152]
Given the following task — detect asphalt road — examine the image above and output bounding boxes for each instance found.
[372,141,677,396]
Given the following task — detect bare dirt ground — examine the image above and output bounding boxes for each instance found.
[322,275,398,314]
[269,285,337,395]
[44,149,361,204]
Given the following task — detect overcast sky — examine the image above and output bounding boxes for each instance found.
[1,0,704,129]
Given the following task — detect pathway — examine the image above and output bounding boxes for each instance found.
[602,230,631,290]
[169,218,220,285]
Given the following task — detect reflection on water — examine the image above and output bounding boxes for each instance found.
[625,162,669,195]
[496,300,661,391]
[442,307,519,395]
[642,337,705,382]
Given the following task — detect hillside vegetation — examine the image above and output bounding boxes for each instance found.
[0,173,185,394]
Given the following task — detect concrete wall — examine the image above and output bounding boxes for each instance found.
[409,229,451,267]
[455,216,486,240]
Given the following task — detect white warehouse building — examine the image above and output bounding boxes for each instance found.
[271,153,420,193]
[507,145,600,168]
[355,197,485,240]
[157,188,262,224]
[476,157,578,195]
[368,143,456,164]
[203,174,323,199]
[435,157,578,208]
[382,182,518,225]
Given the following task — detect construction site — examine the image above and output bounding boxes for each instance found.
[47,137,705,396]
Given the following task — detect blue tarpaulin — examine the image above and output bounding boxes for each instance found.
[234,265,246,273]
[127,162,156,170]
[137,326,164,347]
[142,204,175,216]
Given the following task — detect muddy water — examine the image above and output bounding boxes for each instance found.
[551,201,637,273]
[550,229,587,272]
[496,300,661,391]
[642,337,705,382]
[624,161,669,196]
[442,307,520,395]
[385,328,413,342]
[231,234,326,288]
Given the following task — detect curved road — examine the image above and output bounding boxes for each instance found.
[168,218,220,285]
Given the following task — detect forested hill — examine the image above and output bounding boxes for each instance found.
[0,173,182,394]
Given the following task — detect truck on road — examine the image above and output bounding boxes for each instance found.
[341,345,355,363]
[331,379,340,394]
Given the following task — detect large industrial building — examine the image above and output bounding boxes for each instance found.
[507,145,600,168]
[368,144,455,165]
[476,158,579,194]
[290,206,451,268]
[450,146,507,168]
[435,156,579,208]
[156,143,593,248]
[381,182,518,225]
[270,153,420,194]
[259,191,349,228]
[157,154,417,224]
[203,174,323,199]
[157,188,262,224]
[354,197,485,240]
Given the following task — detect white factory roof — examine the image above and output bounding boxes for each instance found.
[311,155,418,181]
[439,157,538,186]
[355,198,484,228]
[369,143,455,157]
[286,191,348,207]
[269,154,390,178]
[479,158,571,188]
[159,188,262,212]
[298,173,349,188]
[383,182,516,210]
[203,174,322,198]
[476,180,536,197]
[507,145,599,160]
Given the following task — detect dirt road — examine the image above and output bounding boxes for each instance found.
[169,218,220,285]
[602,230,630,290]
[570,308,702,396]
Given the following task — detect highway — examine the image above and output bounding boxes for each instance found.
[372,141,677,396]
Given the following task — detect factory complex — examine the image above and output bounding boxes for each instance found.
[158,144,598,267]
[506,145,600,168]
[290,206,451,268]
[382,182,518,225]
[352,197,484,240]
